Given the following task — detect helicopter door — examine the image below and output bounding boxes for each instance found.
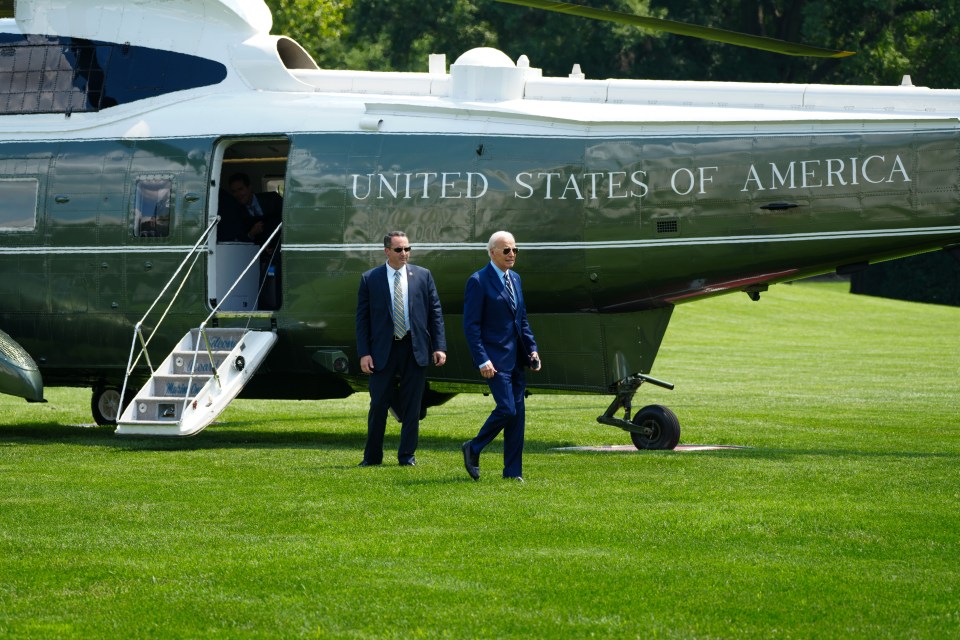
[208,137,289,312]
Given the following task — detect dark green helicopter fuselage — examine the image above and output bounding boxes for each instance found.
[1,3,959,433]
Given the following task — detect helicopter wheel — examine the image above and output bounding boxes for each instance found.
[629,404,681,450]
[91,385,135,426]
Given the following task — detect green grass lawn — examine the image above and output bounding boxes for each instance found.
[1,282,958,638]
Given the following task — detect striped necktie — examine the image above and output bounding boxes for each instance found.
[503,271,517,312]
[393,269,406,338]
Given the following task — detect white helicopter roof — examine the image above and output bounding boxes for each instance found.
[2,0,960,140]
[13,0,272,57]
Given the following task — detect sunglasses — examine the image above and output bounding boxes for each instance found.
[392,247,412,253]
[501,247,519,255]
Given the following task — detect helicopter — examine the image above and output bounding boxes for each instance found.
[0,0,958,447]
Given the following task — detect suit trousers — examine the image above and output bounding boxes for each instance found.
[364,335,426,464]
[468,367,526,478]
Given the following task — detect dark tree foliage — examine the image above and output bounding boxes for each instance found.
[339,0,666,76]
[644,0,959,87]
[328,0,960,89]
[4,1,956,89]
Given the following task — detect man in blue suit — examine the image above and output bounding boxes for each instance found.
[461,231,541,483]
[356,231,447,467]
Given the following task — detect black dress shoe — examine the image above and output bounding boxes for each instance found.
[399,458,416,466]
[358,460,381,467]
[461,441,480,480]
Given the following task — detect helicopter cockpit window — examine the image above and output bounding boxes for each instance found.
[0,34,227,115]
[0,178,39,232]
[133,178,172,238]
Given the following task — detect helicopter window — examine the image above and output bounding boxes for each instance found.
[0,178,38,232]
[133,178,172,238]
[263,176,285,197]
[0,34,227,115]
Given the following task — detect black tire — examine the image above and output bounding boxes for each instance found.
[91,385,135,426]
[629,404,681,450]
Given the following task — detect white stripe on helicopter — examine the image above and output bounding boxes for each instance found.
[2,224,959,255]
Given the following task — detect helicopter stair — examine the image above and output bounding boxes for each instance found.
[115,327,277,437]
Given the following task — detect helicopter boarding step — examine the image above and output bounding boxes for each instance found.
[115,327,277,437]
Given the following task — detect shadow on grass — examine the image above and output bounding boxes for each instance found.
[0,422,358,451]
[2,423,957,462]
[0,422,581,454]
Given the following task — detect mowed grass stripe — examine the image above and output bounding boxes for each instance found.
[1,281,958,638]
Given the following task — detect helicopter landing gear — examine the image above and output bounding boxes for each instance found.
[91,384,137,426]
[91,385,121,426]
[596,373,679,450]
[629,404,681,450]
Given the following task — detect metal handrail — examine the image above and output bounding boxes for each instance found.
[205,222,282,324]
[118,219,283,423]
[180,224,281,417]
[119,218,219,419]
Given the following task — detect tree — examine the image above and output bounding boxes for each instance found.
[264,0,354,68]
[334,0,670,75]
[329,0,960,90]
[642,0,959,87]
[337,0,494,71]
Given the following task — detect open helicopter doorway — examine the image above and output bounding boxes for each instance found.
[208,137,288,313]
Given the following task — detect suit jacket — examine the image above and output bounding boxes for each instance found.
[356,263,446,369]
[247,191,283,246]
[220,191,283,245]
[463,263,537,371]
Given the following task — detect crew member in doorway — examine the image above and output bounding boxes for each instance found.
[227,172,283,309]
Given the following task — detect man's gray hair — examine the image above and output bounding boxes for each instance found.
[487,230,515,252]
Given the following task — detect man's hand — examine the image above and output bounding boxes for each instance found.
[360,355,375,374]
[479,362,496,379]
[433,351,447,366]
[529,351,542,372]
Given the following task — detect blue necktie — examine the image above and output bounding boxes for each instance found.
[504,272,517,312]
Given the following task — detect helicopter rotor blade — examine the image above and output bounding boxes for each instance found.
[492,0,855,58]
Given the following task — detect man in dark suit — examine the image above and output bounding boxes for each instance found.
[356,231,447,467]
[226,172,283,309]
[461,230,541,483]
